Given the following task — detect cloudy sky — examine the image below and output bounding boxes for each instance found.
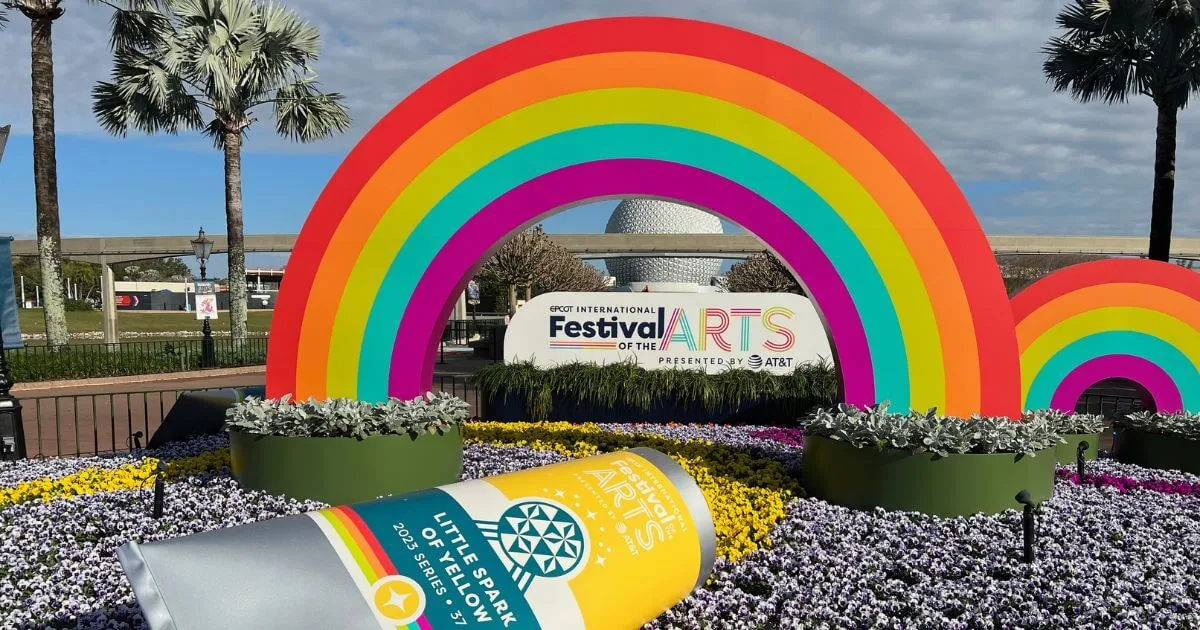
[1,0,1198,274]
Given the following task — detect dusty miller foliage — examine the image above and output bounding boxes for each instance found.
[1118,410,1200,440]
[225,392,471,439]
[1038,409,1106,435]
[800,403,1069,457]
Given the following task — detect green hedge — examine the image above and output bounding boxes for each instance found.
[9,339,267,382]
[477,360,840,420]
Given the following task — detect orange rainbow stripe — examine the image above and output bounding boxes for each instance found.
[314,506,431,630]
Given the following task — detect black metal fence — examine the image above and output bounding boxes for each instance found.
[1075,378,1149,419]
[438,320,506,364]
[1076,393,1146,419]
[440,318,506,345]
[10,319,507,383]
[15,375,480,459]
[8,336,270,383]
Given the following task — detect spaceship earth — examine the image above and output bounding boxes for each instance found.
[604,199,724,286]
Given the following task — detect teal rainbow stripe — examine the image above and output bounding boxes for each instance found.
[353,124,907,404]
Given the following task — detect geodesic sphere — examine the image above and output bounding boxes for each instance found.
[603,199,724,285]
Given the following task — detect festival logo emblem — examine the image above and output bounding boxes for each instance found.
[479,499,589,592]
[370,575,426,625]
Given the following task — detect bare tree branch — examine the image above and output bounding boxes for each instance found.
[724,252,804,294]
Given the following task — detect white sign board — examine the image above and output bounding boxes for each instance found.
[194,282,218,321]
[195,294,218,320]
[505,292,832,374]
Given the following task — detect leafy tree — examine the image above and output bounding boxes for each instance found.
[92,0,351,344]
[1043,0,1200,261]
[1,0,71,346]
[9,256,100,303]
[724,252,805,294]
[113,257,190,281]
[63,260,100,300]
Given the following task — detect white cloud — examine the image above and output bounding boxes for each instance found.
[0,0,1197,236]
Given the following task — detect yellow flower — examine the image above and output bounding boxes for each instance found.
[465,421,797,562]
[0,449,232,508]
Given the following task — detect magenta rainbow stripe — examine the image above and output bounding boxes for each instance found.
[390,160,869,395]
[1049,354,1182,413]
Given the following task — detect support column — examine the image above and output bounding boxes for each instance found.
[453,290,467,320]
[101,256,118,346]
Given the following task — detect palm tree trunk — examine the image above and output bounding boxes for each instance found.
[1148,102,1178,262]
[223,130,248,346]
[30,16,68,348]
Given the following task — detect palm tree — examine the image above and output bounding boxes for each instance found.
[92,0,350,344]
[1,0,71,347]
[1043,0,1200,262]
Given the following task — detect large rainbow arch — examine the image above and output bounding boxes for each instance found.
[1012,258,1200,413]
[266,16,1021,417]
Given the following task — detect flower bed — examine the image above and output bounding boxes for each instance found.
[2,422,1199,628]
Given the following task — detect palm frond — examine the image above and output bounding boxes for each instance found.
[92,46,204,136]
[1043,35,1149,103]
[107,6,172,51]
[94,0,347,146]
[1041,0,1199,104]
[1170,26,1200,106]
[272,79,349,142]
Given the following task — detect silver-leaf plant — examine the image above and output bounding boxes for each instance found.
[1034,409,1106,436]
[225,392,471,440]
[799,403,1063,457]
[1117,411,1200,441]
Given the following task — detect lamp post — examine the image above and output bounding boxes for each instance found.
[191,228,215,368]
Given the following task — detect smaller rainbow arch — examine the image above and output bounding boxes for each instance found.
[1011,258,1200,413]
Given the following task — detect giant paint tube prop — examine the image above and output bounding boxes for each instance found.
[118,447,716,629]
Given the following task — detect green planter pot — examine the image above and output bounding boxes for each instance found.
[1114,429,1200,476]
[802,436,1056,517]
[1055,433,1101,465]
[229,427,464,505]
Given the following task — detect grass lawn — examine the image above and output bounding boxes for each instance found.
[17,308,274,336]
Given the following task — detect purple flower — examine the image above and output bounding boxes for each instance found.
[4,431,1200,628]
[747,427,805,449]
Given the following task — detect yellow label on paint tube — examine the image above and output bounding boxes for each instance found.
[307,448,716,629]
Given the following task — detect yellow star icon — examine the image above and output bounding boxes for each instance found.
[372,575,425,624]
[596,555,607,567]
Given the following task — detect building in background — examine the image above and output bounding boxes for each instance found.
[604,199,725,293]
[109,267,286,311]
